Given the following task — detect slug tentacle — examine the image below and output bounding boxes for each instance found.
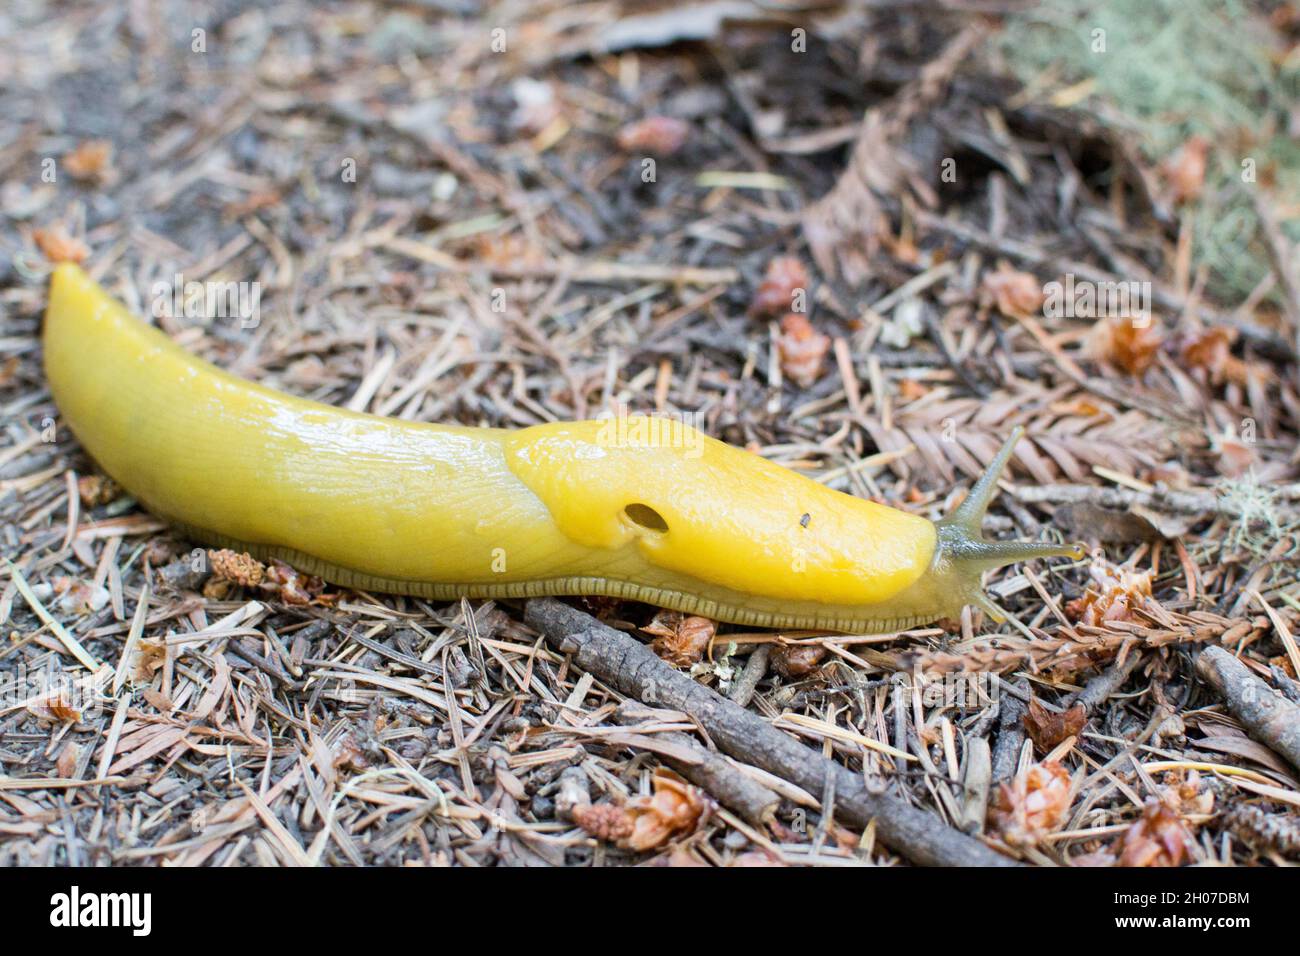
[926,426,1086,622]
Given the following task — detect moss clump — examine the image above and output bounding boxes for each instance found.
[999,0,1300,301]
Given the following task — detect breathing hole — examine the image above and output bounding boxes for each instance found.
[624,503,669,533]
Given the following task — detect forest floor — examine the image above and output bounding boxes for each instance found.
[2,0,1300,866]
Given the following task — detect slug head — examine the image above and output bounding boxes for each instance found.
[923,426,1085,621]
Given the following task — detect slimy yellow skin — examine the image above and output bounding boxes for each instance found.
[43,264,1081,631]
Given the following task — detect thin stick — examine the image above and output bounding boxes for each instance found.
[1197,646,1300,773]
[525,597,1017,867]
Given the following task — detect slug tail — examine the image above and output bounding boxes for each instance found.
[936,426,1086,573]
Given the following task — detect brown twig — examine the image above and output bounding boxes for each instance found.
[525,597,1017,866]
[1197,645,1300,773]
[613,702,779,826]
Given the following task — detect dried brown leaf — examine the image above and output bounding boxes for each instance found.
[1087,316,1163,376]
[1024,698,1086,753]
[26,693,83,724]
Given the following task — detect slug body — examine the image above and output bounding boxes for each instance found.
[43,264,1080,631]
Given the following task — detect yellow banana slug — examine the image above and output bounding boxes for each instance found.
[43,263,1082,631]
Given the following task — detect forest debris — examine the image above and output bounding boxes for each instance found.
[1225,804,1300,857]
[264,560,336,606]
[802,110,901,284]
[33,576,110,616]
[981,264,1044,316]
[771,643,827,678]
[1161,768,1214,817]
[623,769,709,850]
[572,769,709,851]
[990,760,1072,848]
[1052,501,1170,543]
[1196,645,1300,773]
[1064,561,1153,626]
[1117,799,1192,867]
[572,802,634,843]
[992,685,1028,782]
[1086,316,1164,376]
[1179,326,1251,386]
[25,691,83,725]
[1159,135,1209,205]
[56,741,81,778]
[776,313,831,388]
[616,116,690,156]
[77,475,120,507]
[208,549,266,588]
[555,765,592,822]
[1023,698,1086,753]
[643,611,716,666]
[62,139,114,182]
[749,256,809,318]
[526,598,1018,865]
[32,226,89,264]
[615,702,779,826]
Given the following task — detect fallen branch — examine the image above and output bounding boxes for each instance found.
[1068,650,1146,715]
[1197,646,1300,773]
[613,702,779,826]
[1012,481,1300,519]
[525,597,1016,866]
[991,682,1027,783]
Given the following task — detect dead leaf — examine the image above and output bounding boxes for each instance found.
[129,637,167,684]
[0,356,19,388]
[803,110,905,285]
[1024,698,1086,753]
[1087,316,1163,376]
[26,692,83,724]
[56,742,80,778]
[1213,434,1255,478]
[1053,502,1163,544]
